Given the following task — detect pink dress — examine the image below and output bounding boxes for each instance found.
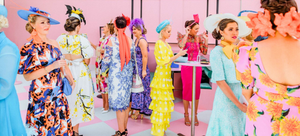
[177,32,208,101]
[235,42,300,136]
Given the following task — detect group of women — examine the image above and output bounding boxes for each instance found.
[2,0,300,136]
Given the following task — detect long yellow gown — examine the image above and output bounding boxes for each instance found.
[150,40,175,136]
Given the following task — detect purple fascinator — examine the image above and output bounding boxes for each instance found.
[129,18,147,38]
[129,18,149,51]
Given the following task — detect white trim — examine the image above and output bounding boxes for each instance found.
[0,0,4,5]
[70,13,81,21]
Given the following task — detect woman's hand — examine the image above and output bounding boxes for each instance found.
[237,102,247,113]
[51,60,66,70]
[202,32,208,41]
[178,49,187,56]
[71,81,76,90]
[142,70,147,78]
[185,26,191,34]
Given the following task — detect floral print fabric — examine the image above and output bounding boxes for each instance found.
[130,37,152,115]
[235,42,300,136]
[101,36,134,111]
[57,34,95,125]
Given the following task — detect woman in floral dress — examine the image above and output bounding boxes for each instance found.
[236,1,300,135]
[56,6,94,136]
[101,15,134,136]
[129,18,152,119]
[95,21,114,113]
[17,7,74,136]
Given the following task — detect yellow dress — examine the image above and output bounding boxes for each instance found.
[150,40,175,136]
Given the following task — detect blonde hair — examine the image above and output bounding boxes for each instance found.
[159,24,170,38]
[25,15,39,34]
[0,15,8,30]
[245,32,254,41]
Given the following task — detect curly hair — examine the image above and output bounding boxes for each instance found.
[0,15,8,30]
[261,0,298,29]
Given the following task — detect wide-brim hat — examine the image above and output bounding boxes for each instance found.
[204,13,251,38]
[18,7,60,25]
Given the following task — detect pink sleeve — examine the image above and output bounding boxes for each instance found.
[235,46,255,89]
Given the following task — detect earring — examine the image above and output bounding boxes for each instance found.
[221,36,224,40]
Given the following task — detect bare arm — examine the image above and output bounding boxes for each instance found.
[242,88,253,102]
[23,62,65,81]
[90,41,97,50]
[139,39,148,72]
[84,59,90,65]
[217,80,247,113]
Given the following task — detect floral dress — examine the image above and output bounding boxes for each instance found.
[149,40,174,136]
[177,32,208,101]
[206,46,246,136]
[130,37,152,115]
[101,35,134,111]
[18,41,73,136]
[95,35,111,93]
[235,42,300,136]
[57,34,94,125]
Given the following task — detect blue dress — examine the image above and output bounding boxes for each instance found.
[130,37,152,115]
[0,32,27,136]
[206,46,246,136]
[101,35,134,111]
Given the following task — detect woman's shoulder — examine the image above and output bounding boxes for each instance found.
[211,46,223,54]
[48,39,60,48]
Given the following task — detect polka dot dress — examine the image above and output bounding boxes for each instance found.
[149,40,174,136]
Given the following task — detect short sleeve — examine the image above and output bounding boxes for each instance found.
[210,48,225,83]
[80,36,94,59]
[235,46,254,89]
[154,40,170,66]
[18,43,42,74]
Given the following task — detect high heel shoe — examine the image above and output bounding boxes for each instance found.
[184,113,191,126]
[131,111,143,120]
[195,113,199,126]
[112,131,126,136]
[125,129,128,135]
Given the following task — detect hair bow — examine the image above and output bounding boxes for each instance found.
[122,14,131,26]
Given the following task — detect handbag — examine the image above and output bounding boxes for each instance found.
[131,44,144,93]
[62,76,72,96]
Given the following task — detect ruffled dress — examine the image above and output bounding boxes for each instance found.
[150,40,174,136]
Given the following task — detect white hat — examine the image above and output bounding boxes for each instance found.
[204,13,252,38]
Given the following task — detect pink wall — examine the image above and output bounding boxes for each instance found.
[4,0,300,47]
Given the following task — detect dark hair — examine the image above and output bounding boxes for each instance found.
[64,17,81,32]
[107,23,115,35]
[261,0,298,29]
[115,16,127,29]
[212,19,237,40]
[185,20,198,29]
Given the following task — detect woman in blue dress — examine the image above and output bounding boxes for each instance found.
[204,14,249,136]
[101,15,134,136]
[0,5,27,136]
[128,18,152,119]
